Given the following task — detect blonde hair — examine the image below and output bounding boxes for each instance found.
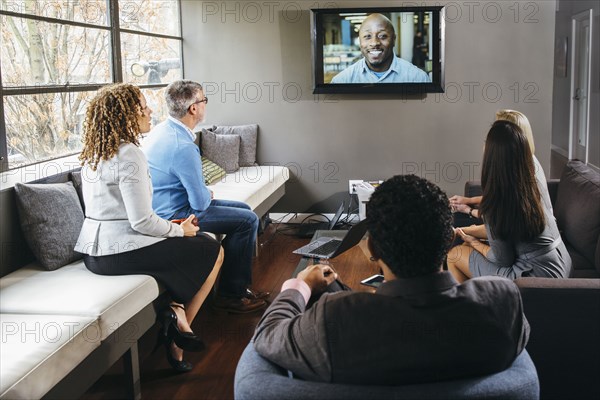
[495,109,535,154]
[79,84,143,170]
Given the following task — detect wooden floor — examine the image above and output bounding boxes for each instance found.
[81,225,309,400]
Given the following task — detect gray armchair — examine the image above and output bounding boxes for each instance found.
[234,343,539,400]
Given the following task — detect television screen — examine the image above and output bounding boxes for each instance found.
[311,6,445,94]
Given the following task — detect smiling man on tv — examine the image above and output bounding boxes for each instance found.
[331,13,430,84]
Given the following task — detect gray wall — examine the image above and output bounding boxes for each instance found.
[181,0,556,212]
[552,0,599,167]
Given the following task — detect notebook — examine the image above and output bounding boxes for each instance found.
[293,219,369,259]
[295,202,345,238]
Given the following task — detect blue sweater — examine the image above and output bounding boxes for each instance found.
[142,118,211,218]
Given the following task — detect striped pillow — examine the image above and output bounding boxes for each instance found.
[202,156,227,185]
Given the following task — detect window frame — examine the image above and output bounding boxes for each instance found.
[0,0,184,173]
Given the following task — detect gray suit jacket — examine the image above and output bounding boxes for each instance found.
[75,143,183,256]
[253,272,530,385]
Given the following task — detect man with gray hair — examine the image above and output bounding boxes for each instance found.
[143,80,268,314]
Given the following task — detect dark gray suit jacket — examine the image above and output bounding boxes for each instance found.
[253,272,529,385]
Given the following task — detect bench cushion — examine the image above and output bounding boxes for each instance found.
[209,166,288,211]
[0,313,99,399]
[0,261,159,341]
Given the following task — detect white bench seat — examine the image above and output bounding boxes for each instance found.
[0,313,99,399]
[0,164,289,399]
[209,166,289,211]
[0,262,159,399]
[0,261,160,342]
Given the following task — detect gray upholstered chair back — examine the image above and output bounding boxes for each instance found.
[234,343,539,400]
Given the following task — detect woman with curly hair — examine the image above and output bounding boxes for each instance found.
[446,120,571,281]
[75,83,223,372]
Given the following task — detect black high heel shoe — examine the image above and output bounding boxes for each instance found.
[165,342,193,373]
[152,308,175,354]
[168,322,206,352]
[157,304,206,352]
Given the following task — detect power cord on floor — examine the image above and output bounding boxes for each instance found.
[259,212,299,247]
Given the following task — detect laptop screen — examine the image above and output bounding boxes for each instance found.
[328,202,345,230]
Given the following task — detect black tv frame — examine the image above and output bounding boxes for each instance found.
[311,6,445,95]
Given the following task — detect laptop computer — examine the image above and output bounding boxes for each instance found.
[293,219,369,259]
[295,202,345,238]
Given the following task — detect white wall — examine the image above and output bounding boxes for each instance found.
[181,0,556,212]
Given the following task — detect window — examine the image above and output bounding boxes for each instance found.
[0,0,182,171]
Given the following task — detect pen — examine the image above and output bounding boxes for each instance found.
[308,257,337,277]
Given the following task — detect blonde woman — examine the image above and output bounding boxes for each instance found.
[75,83,223,372]
[450,109,552,218]
[447,121,571,281]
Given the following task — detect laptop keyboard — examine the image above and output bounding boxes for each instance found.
[309,240,342,256]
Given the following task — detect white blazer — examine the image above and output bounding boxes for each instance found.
[75,143,183,256]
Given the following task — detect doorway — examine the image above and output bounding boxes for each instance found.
[569,10,593,163]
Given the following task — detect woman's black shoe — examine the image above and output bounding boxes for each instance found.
[151,332,194,373]
[165,344,193,373]
[158,304,205,352]
[158,307,177,337]
[168,323,206,352]
[152,307,177,353]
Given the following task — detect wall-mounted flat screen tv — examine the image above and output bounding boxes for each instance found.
[311,6,445,94]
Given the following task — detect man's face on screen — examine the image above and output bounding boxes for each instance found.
[359,14,396,73]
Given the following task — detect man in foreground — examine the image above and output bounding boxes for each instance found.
[253,175,529,384]
[143,80,268,314]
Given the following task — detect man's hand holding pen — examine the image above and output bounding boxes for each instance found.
[298,261,338,294]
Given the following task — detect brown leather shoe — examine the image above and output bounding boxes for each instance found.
[245,288,271,301]
[213,295,267,314]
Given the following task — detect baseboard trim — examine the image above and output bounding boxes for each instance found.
[551,145,569,158]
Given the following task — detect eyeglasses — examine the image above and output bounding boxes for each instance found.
[188,97,208,108]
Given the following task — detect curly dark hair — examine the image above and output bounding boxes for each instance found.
[367,175,454,278]
[79,83,143,171]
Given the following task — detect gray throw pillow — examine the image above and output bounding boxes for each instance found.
[211,124,258,167]
[14,181,84,270]
[69,170,86,213]
[201,129,240,173]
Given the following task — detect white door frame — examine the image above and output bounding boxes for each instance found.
[568,9,593,163]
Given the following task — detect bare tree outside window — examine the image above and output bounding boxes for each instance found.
[0,0,182,170]
[119,0,179,36]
